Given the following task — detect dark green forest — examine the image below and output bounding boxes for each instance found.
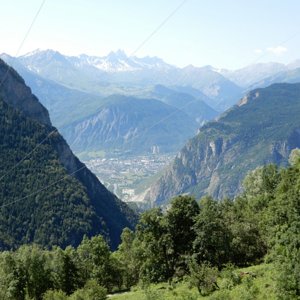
[1,150,300,299]
[0,97,131,250]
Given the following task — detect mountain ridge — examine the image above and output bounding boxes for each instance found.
[62,94,199,155]
[18,49,175,73]
[145,83,300,205]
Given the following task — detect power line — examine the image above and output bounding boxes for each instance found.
[0,165,86,209]
[15,0,47,58]
[0,0,46,89]
[132,29,300,145]
[130,0,188,57]
[0,0,50,181]
[126,97,202,151]
[0,129,57,181]
[6,0,299,208]
[75,0,190,154]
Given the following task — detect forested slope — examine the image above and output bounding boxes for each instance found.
[0,59,136,250]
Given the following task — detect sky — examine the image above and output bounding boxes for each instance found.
[0,0,300,70]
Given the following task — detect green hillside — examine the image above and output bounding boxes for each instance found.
[147,83,300,204]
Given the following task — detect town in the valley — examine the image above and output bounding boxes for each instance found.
[84,153,175,202]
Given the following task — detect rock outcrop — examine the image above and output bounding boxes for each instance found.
[146,83,300,205]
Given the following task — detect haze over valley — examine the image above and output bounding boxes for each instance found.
[2,49,300,203]
[1,1,300,299]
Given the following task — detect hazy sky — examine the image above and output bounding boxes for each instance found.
[1,0,300,69]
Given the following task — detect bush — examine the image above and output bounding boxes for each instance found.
[219,264,241,290]
[208,290,231,300]
[188,260,219,296]
[143,287,163,300]
[43,290,68,300]
[70,280,107,300]
[239,276,259,300]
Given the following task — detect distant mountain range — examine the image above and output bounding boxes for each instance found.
[248,67,300,90]
[220,62,287,87]
[0,49,243,111]
[145,83,300,205]
[2,50,300,160]
[147,84,218,124]
[0,51,220,156]
[219,61,300,88]
[19,49,173,73]
[0,58,136,250]
[3,49,300,111]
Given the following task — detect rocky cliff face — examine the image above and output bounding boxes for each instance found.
[146,83,300,205]
[0,59,136,249]
[0,60,51,126]
[62,95,198,155]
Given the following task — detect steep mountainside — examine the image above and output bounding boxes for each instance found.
[0,59,136,250]
[62,95,198,155]
[146,83,300,205]
[0,60,51,126]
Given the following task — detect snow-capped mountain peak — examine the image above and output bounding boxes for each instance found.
[13,48,175,73]
[74,50,174,72]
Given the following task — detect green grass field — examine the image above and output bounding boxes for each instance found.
[110,263,277,300]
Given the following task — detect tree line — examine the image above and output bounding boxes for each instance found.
[1,150,300,299]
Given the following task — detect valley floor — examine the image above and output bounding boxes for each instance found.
[84,153,175,202]
[110,264,277,300]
